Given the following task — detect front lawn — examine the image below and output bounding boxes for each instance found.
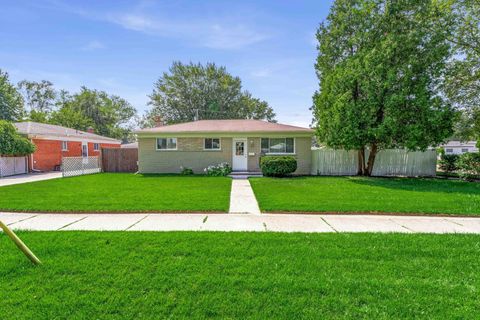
[0,173,231,212]
[250,176,480,215]
[1,232,480,319]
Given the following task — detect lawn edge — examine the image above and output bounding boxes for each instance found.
[0,210,227,214]
[262,211,480,218]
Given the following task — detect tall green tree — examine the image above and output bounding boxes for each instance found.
[144,61,276,126]
[442,0,480,146]
[0,69,24,121]
[52,87,137,141]
[17,80,56,122]
[313,0,455,175]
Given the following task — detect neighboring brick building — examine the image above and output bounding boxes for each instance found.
[14,121,121,172]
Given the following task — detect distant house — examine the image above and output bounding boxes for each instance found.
[135,119,314,174]
[14,121,121,172]
[441,140,478,155]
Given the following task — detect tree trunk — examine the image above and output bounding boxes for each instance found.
[365,143,378,176]
[357,148,366,175]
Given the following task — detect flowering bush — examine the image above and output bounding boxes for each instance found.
[204,162,232,176]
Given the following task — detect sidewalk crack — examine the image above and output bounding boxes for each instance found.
[320,217,338,233]
[125,214,150,231]
[57,216,89,231]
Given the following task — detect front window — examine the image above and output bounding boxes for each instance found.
[462,148,469,153]
[156,138,177,150]
[61,141,68,151]
[445,148,453,153]
[93,143,100,151]
[204,138,221,150]
[261,138,295,154]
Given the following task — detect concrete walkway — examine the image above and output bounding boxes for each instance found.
[0,172,62,187]
[229,179,261,214]
[3,212,480,233]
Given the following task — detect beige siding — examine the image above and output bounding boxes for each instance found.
[247,137,311,175]
[138,136,312,174]
[138,137,232,174]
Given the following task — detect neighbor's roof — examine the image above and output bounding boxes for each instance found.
[441,140,477,148]
[121,142,138,148]
[136,120,314,135]
[14,121,120,143]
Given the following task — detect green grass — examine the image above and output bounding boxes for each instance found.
[250,176,480,215]
[1,232,480,319]
[0,173,231,212]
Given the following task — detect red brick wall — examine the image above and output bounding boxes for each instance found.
[30,139,120,172]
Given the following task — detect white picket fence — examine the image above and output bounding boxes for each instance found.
[311,148,437,177]
[62,156,101,177]
[0,156,28,177]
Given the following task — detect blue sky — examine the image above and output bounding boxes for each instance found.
[0,0,333,127]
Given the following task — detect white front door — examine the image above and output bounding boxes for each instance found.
[232,138,248,171]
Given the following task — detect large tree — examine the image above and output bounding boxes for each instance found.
[17,80,56,123]
[313,0,455,175]
[52,87,137,141]
[0,69,24,121]
[442,0,480,146]
[144,62,275,126]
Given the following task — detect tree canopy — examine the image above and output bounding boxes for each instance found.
[0,69,24,121]
[313,0,455,175]
[442,0,480,146]
[52,87,137,141]
[17,80,56,123]
[0,120,35,156]
[144,62,275,126]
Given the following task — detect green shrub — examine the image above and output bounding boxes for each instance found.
[438,154,459,172]
[180,166,194,175]
[456,153,480,181]
[204,162,232,176]
[260,156,297,177]
[0,120,36,156]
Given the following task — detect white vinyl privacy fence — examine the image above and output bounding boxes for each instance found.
[0,156,28,177]
[311,148,437,177]
[62,156,101,177]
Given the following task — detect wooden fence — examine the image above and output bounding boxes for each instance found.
[311,148,437,177]
[101,148,138,173]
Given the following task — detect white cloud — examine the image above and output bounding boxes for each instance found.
[106,12,268,50]
[82,40,106,51]
[251,68,271,78]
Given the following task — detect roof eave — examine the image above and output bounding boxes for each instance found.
[136,130,314,138]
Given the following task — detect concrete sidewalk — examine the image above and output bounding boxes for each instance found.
[0,172,62,187]
[2,212,480,233]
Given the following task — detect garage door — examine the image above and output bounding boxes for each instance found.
[0,156,27,177]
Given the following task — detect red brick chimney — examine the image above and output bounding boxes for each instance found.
[87,127,95,133]
[153,116,164,127]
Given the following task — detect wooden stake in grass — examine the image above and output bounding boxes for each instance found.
[0,220,42,265]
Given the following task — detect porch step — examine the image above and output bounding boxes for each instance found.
[228,171,263,179]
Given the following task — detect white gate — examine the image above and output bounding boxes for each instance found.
[0,156,28,177]
[62,156,101,177]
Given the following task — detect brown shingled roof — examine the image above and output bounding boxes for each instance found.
[15,121,120,143]
[136,120,313,134]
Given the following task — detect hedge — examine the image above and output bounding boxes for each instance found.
[456,152,480,181]
[0,120,36,156]
[260,156,297,177]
